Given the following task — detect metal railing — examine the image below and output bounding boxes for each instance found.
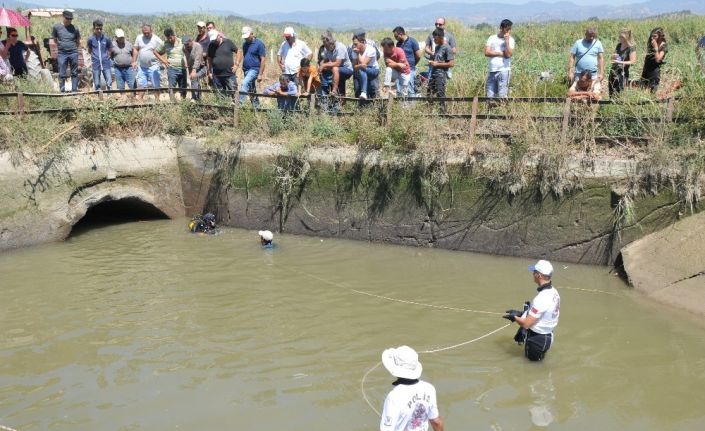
[0,87,687,143]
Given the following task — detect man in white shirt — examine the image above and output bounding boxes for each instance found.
[503,260,561,361]
[484,19,515,98]
[380,345,444,431]
[350,33,380,100]
[277,26,312,80]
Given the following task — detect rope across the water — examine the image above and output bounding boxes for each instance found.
[278,263,620,417]
[0,424,19,431]
[360,323,512,417]
[280,265,503,316]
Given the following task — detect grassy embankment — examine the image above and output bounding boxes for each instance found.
[1,12,704,216]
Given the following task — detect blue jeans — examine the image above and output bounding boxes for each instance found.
[354,66,379,98]
[92,62,112,90]
[486,70,511,98]
[58,51,79,92]
[190,67,208,100]
[240,68,260,106]
[213,74,236,97]
[114,66,135,90]
[277,96,296,111]
[401,69,416,96]
[167,67,187,98]
[136,64,161,89]
[320,66,353,95]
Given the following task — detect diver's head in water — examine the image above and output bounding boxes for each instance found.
[258,230,274,246]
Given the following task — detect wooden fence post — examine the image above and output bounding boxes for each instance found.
[385,93,394,125]
[17,92,25,115]
[309,93,316,116]
[469,96,479,142]
[560,97,572,143]
[665,97,674,123]
[233,95,240,128]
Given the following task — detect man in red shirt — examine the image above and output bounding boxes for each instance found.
[380,37,411,97]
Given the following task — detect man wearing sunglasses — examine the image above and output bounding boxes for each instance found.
[2,27,29,77]
[424,18,457,79]
[52,10,82,92]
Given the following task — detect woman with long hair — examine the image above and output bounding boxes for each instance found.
[640,27,668,92]
[608,28,637,96]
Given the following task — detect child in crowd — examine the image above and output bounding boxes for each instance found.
[263,74,298,111]
[380,37,411,97]
[298,58,321,96]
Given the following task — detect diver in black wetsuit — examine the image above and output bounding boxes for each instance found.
[188,213,217,234]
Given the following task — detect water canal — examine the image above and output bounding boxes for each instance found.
[1,219,704,430]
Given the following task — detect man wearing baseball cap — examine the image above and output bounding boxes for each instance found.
[52,10,81,92]
[380,346,444,431]
[277,26,312,81]
[194,21,210,61]
[237,26,266,107]
[503,260,561,361]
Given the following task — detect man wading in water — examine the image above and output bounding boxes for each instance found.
[503,260,561,361]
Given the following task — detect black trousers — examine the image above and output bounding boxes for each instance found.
[524,329,553,361]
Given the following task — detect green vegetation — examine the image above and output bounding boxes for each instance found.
[2,11,703,214]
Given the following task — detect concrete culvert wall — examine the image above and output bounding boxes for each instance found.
[68,197,170,237]
[0,137,186,251]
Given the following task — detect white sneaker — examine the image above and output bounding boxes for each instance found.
[359,92,367,100]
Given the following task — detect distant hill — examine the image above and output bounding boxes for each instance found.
[249,0,705,30]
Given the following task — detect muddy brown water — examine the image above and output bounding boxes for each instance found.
[1,219,705,430]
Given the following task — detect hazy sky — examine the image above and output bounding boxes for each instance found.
[44,0,642,16]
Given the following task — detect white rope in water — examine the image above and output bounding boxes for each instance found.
[280,265,502,316]
[419,323,511,354]
[0,424,19,431]
[278,264,619,417]
[361,361,383,416]
[557,286,619,296]
[360,323,512,417]
[349,289,503,315]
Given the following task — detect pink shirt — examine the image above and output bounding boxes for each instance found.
[385,47,410,75]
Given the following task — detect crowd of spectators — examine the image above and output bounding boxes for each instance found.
[0,11,702,110]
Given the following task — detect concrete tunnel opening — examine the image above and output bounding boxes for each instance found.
[69,197,170,237]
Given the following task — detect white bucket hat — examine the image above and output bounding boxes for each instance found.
[382,345,422,379]
[258,230,273,241]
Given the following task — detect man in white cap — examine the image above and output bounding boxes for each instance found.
[207,30,238,97]
[111,29,135,91]
[258,230,274,248]
[277,26,312,81]
[380,345,444,431]
[195,21,210,60]
[237,26,266,107]
[503,260,561,361]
